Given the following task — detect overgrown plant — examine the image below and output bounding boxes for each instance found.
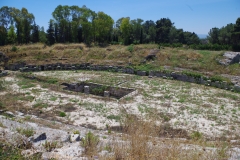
[42,141,58,152]
[81,131,99,155]
[16,127,35,137]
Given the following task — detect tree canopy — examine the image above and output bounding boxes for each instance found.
[0,5,239,50]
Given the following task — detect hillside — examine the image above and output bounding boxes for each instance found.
[0,43,240,159]
[1,43,240,74]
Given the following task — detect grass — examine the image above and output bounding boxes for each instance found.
[33,102,48,108]
[18,80,36,89]
[2,43,240,75]
[42,141,58,152]
[59,111,66,117]
[81,131,100,156]
[106,115,121,121]
[16,127,35,137]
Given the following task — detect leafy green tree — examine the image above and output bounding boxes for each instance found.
[52,5,95,44]
[93,11,114,43]
[120,17,131,45]
[0,6,14,30]
[142,20,156,43]
[11,7,35,44]
[7,25,16,44]
[47,19,55,45]
[131,18,143,44]
[156,18,173,43]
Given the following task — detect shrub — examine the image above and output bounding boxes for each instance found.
[107,115,121,121]
[73,130,80,134]
[182,71,203,79]
[191,131,202,140]
[42,141,58,152]
[11,46,17,52]
[127,44,134,52]
[81,131,99,155]
[59,111,66,117]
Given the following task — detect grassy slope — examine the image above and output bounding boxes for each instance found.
[0,43,239,75]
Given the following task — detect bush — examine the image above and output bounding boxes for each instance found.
[42,141,58,152]
[73,130,80,134]
[81,131,99,155]
[59,111,66,117]
[127,44,134,52]
[182,71,203,79]
[191,131,202,140]
[11,46,17,52]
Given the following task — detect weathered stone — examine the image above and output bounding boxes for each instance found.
[0,70,8,77]
[33,133,47,142]
[234,85,240,92]
[70,134,81,142]
[84,86,89,94]
[137,70,147,76]
[206,80,211,86]
[218,52,240,65]
[149,71,155,77]
[104,91,110,97]
[145,49,159,61]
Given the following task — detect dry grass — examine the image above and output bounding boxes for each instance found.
[101,113,232,160]
[1,43,239,75]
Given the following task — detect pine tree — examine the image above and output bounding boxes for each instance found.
[47,20,55,45]
[31,23,39,43]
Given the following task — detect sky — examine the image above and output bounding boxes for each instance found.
[1,0,240,36]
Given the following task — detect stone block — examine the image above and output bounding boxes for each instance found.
[137,71,147,76]
[70,134,81,142]
[33,133,47,142]
[84,86,89,94]
[104,91,110,97]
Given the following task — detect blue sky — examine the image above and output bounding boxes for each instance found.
[1,0,239,35]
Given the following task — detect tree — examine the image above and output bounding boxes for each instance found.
[208,27,219,44]
[142,20,156,43]
[31,23,39,43]
[156,18,173,43]
[39,26,47,43]
[7,25,16,44]
[218,23,233,45]
[231,17,240,50]
[0,26,7,45]
[183,32,200,45]
[10,7,35,44]
[120,17,131,45]
[131,18,143,44]
[93,11,114,43]
[0,6,14,30]
[47,19,55,45]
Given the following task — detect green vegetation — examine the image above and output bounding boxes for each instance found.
[81,131,99,155]
[59,111,66,117]
[1,5,239,51]
[42,141,58,152]
[106,115,121,121]
[16,128,35,137]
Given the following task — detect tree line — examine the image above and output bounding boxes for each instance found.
[0,5,239,50]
